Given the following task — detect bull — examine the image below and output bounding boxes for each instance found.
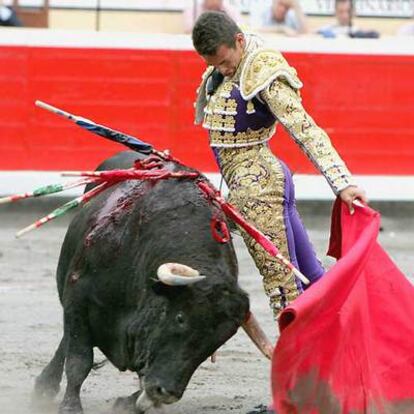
[32,151,264,414]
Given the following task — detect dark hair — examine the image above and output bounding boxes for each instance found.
[192,11,242,56]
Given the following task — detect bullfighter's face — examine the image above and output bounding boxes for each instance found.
[202,33,245,78]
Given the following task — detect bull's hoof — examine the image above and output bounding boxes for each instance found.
[30,393,56,414]
[58,399,83,414]
[112,391,141,414]
[33,375,61,400]
[31,378,60,413]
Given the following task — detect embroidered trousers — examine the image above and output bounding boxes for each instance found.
[213,143,324,318]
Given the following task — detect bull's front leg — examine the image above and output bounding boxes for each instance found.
[59,308,93,414]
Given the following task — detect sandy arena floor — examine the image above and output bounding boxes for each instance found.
[0,200,413,414]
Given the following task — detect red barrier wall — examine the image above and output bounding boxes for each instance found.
[1,41,413,175]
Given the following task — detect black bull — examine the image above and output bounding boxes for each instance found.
[33,151,257,414]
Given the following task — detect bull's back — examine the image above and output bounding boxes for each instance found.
[56,151,218,302]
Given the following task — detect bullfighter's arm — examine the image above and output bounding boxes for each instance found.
[261,80,354,195]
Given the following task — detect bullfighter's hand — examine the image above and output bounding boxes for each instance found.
[339,185,368,215]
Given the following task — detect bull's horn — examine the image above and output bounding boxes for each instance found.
[242,312,274,360]
[157,263,206,286]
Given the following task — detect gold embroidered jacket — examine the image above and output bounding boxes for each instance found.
[195,44,354,194]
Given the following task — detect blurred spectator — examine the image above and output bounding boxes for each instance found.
[318,0,356,37]
[318,0,379,38]
[396,17,414,36]
[183,0,242,33]
[249,0,309,36]
[0,0,22,27]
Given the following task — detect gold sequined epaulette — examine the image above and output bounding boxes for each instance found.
[240,49,303,101]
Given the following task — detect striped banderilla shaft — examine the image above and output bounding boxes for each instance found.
[15,181,111,238]
[0,179,94,205]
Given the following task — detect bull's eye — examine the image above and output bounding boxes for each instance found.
[176,312,186,326]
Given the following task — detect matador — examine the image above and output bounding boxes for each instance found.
[192,11,366,318]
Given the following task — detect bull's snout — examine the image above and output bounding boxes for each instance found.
[145,381,181,405]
